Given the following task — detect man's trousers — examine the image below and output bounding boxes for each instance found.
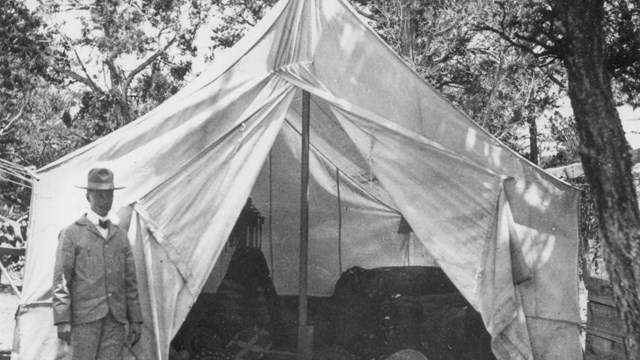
[70,313,125,360]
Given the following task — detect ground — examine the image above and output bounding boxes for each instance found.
[0,286,19,354]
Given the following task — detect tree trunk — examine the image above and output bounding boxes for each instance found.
[399,0,416,59]
[558,0,640,358]
[116,86,132,126]
[528,116,538,164]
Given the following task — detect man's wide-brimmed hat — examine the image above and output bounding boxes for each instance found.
[76,167,124,190]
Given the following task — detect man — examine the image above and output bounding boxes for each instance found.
[53,167,142,359]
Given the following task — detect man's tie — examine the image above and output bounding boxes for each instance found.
[98,219,110,229]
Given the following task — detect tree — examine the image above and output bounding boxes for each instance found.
[558,0,640,357]
[0,0,216,214]
[605,0,640,108]
[206,0,278,58]
[476,0,640,356]
[0,0,73,215]
[30,0,213,140]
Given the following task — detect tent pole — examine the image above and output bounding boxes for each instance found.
[336,168,343,275]
[297,90,313,360]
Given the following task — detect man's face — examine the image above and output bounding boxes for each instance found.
[86,189,114,217]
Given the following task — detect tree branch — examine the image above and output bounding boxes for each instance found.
[474,25,540,57]
[473,24,566,89]
[0,114,21,137]
[0,95,30,137]
[57,127,92,143]
[0,152,28,165]
[542,69,566,88]
[434,23,457,37]
[481,56,507,127]
[58,32,103,92]
[353,6,377,22]
[104,57,122,88]
[512,32,559,55]
[123,36,177,90]
[33,47,103,93]
[237,12,256,27]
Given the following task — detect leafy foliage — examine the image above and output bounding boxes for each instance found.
[476,0,640,108]
[538,110,581,168]
[0,0,63,94]
[30,0,213,138]
[0,0,74,216]
[0,216,26,283]
[0,0,214,215]
[207,0,278,59]
[605,0,640,107]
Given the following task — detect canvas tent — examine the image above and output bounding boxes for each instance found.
[13,0,583,359]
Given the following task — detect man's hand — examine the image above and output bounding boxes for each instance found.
[57,323,71,344]
[128,323,141,347]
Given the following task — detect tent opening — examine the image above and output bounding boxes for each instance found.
[167,90,495,359]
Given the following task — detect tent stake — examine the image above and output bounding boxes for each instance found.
[297,90,313,360]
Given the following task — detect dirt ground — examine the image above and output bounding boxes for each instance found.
[0,286,19,354]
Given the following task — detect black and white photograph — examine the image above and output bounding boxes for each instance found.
[1,0,639,359]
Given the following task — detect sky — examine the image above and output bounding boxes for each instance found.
[620,105,640,148]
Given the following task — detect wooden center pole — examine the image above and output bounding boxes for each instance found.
[297,90,313,360]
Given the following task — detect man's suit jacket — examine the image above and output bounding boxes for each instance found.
[52,215,143,326]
